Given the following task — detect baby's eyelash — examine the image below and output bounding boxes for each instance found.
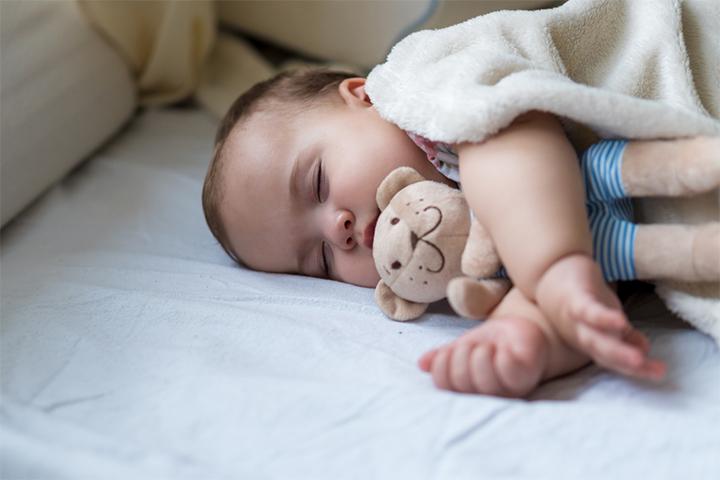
[315,160,323,202]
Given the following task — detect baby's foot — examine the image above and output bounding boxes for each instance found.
[536,254,666,380]
[418,316,549,397]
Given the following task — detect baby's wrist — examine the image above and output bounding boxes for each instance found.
[535,252,601,327]
[536,252,596,296]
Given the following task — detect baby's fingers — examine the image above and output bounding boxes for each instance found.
[623,328,651,355]
[634,358,667,381]
[572,293,627,332]
[577,323,645,372]
[579,324,666,380]
[619,329,666,380]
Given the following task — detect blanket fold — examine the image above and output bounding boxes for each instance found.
[367,0,719,146]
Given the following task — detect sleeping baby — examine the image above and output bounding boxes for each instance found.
[202,68,719,397]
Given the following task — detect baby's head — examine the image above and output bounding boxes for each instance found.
[202,68,455,287]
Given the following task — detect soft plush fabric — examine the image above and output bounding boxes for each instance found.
[0,0,136,227]
[366,0,720,144]
[365,0,720,343]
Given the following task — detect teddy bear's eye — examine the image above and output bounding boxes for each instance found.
[391,217,399,225]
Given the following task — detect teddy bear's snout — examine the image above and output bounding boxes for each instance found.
[404,205,445,273]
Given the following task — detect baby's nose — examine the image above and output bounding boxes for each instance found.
[333,211,356,250]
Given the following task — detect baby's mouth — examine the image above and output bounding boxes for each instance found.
[363,211,379,249]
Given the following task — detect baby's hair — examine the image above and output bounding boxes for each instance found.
[202,68,358,264]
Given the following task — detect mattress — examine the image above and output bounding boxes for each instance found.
[1,109,718,479]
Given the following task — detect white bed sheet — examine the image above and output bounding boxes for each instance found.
[1,109,719,479]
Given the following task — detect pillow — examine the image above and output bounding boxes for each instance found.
[0,0,136,227]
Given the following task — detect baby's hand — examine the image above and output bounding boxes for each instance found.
[537,254,666,381]
[418,316,548,397]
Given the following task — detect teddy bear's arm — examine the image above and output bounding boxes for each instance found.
[375,280,429,321]
[461,219,503,278]
[447,277,511,320]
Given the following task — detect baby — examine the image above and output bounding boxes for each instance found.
[202,68,713,397]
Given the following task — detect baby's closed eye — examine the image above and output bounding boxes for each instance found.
[316,158,329,202]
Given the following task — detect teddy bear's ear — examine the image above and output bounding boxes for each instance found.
[374,280,429,321]
[376,167,427,211]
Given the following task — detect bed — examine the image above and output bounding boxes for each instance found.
[2,1,719,479]
[2,107,719,479]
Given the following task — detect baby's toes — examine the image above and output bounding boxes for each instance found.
[429,348,452,390]
[448,343,475,393]
[468,344,507,396]
[418,349,439,372]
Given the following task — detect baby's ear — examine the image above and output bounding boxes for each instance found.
[376,167,426,210]
[338,77,371,107]
[375,280,428,321]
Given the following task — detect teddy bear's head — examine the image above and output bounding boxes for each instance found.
[373,167,471,320]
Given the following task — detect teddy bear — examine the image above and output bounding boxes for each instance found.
[372,166,510,322]
[372,166,720,325]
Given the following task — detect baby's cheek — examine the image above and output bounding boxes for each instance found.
[336,250,379,288]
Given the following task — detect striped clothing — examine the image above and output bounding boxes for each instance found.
[581,140,636,281]
[407,133,636,282]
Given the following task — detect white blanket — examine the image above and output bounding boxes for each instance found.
[366,0,720,342]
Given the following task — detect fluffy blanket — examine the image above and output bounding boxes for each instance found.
[366,0,720,342]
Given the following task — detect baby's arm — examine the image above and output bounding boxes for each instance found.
[455,112,664,380]
[456,112,589,298]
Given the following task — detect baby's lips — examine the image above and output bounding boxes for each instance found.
[363,212,379,249]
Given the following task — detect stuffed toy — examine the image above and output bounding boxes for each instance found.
[373,161,719,323]
[372,167,510,321]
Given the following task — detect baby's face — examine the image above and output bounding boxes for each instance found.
[219,78,456,287]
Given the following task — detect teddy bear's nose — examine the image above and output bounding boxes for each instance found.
[410,231,418,249]
[391,261,402,269]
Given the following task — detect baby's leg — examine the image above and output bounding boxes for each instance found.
[418,287,592,397]
[622,136,720,196]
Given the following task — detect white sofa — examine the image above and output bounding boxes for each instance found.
[0,0,136,227]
